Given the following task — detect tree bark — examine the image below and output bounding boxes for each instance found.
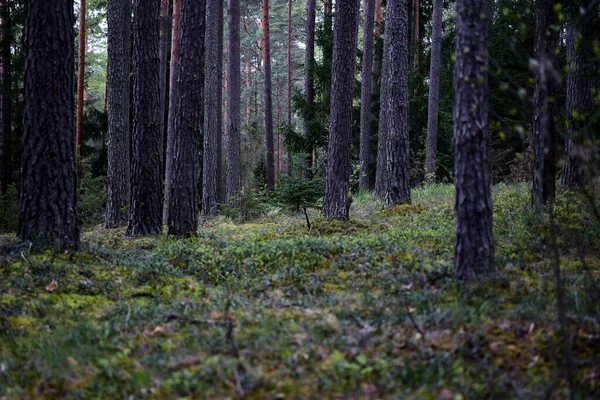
[216,0,223,203]
[226,0,241,201]
[287,0,293,175]
[380,0,410,207]
[166,0,205,235]
[322,0,360,220]
[245,54,252,124]
[76,0,86,154]
[412,0,419,67]
[203,0,223,215]
[453,0,494,280]
[159,0,170,170]
[424,0,442,180]
[561,25,594,187]
[359,0,375,191]
[0,0,12,194]
[531,0,558,211]
[127,0,163,236]
[20,0,79,248]
[262,0,275,190]
[106,0,133,228]
[164,0,182,223]
[303,0,316,180]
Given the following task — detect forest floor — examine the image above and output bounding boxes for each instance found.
[1,183,599,399]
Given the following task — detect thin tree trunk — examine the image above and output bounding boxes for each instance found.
[359,0,375,191]
[531,0,558,212]
[203,0,223,215]
[20,0,79,248]
[226,0,241,202]
[106,0,133,228]
[322,0,361,220]
[163,0,182,223]
[453,0,494,280]
[424,0,442,180]
[303,0,316,180]
[245,54,252,124]
[561,25,594,187]
[263,0,275,190]
[217,0,224,203]
[159,0,170,170]
[380,0,410,207]
[76,0,87,154]
[127,0,163,236]
[0,0,12,194]
[287,0,293,175]
[167,0,205,235]
[412,0,419,67]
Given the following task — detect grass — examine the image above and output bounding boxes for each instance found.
[1,183,599,399]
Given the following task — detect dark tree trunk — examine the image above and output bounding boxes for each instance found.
[166,0,205,235]
[531,0,558,211]
[0,0,12,194]
[76,0,86,154]
[263,0,275,190]
[20,0,79,248]
[245,54,252,124]
[106,0,132,228]
[159,0,170,169]
[359,0,375,191]
[453,0,494,280]
[322,0,360,220]
[127,0,163,236]
[226,0,241,201]
[203,0,223,215]
[164,0,182,223]
[561,25,594,187]
[373,0,386,198]
[381,0,410,207]
[424,0,442,180]
[216,0,223,203]
[303,0,316,180]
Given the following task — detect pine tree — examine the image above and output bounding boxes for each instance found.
[303,0,316,180]
[453,0,494,280]
[20,0,79,248]
[262,0,275,190]
[424,0,442,180]
[226,0,241,201]
[0,0,12,194]
[359,0,375,191]
[106,0,132,228]
[166,0,205,235]
[380,0,410,207]
[76,0,86,154]
[322,0,361,220]
[127,0,163,235]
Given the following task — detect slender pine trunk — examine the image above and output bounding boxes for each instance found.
[424,0,442,180]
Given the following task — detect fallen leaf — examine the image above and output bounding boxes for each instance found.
[45,280,58,292]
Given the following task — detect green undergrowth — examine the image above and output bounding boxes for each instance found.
[1,183,599,399]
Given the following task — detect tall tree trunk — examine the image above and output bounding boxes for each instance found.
[322,0,360,220]
[226,0,241,202]
[453,0,494,280]
[166,0,205,235]
[203,0,223,215]
[106,0,133,228]
[287,0,293,175]
[531,0,558,211]
[217,0,223,203]
[76,0,87,154]
[0,0,12,194]
[380,0,410,207]
[303,0,316,180]
[159,0,170,170]
[163,0,182,223]
[263,0,275,190]
[245,54,252,124]
[424,0,442,180]
[412,0,419,67]
[20,0,79,248]
[359,0,375,191]
[127,0,163,236]
[561,25,594,187]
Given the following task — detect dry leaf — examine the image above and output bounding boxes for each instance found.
[45,280,58,292]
